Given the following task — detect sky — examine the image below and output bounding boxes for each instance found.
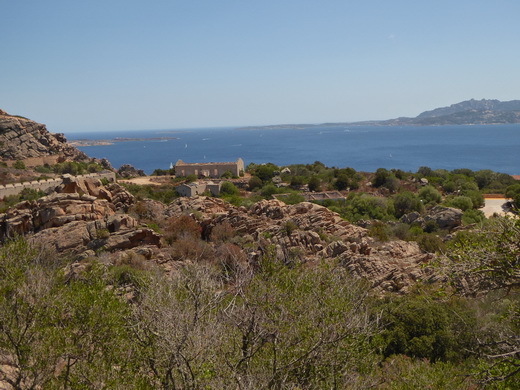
[1,0,520,132]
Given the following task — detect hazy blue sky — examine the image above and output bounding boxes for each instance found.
[2,0,519,132]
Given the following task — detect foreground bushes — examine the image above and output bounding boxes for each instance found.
[0,229,517,388]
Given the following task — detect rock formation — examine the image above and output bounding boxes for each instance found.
[0,109,111,169]
[167,197,436,293]
[0,172,438,293]
[400,205,463,230]
[117,164,146,178]
[0,178,159,258]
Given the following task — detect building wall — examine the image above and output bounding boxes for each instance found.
[176,158,244,178]
[0,171,116,200]
[176,181,222,197]
[176,182,207,197]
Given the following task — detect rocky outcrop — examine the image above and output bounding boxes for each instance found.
[0,185,158,257]
[117,164,146,178]
[401,205,463,230]
[0,110,112,169]
[0,110,85,161]
[168,197,435,293]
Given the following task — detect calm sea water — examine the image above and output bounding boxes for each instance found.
[65,124,520,175]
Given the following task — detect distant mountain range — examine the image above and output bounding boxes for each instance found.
[240,99,520,129]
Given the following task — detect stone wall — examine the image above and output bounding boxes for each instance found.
[0,171,116,199]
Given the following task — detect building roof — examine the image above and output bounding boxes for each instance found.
[512,175,520,181]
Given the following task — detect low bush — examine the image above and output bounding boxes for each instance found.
[13,160,26,170]
[417,233,446,253]
[164,215,201,244]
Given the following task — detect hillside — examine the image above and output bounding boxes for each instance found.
[0,109,97,165]
[240,98,520,129]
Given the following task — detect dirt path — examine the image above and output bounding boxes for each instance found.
[118,176,165,186]
[480,197,514,217]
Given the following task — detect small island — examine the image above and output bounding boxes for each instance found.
[69,136,179,147]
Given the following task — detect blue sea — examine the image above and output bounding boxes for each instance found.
[65,124,520,175]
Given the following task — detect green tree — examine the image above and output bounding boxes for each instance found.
[505,183,520,209]
[220,181,240,196]
[308,176,321,192]
[373,168,390,187]
[335,174,350,190]
[393,191,424,218]
[248,175,263,191]
[290,175,305,187]
[417,166,433,177]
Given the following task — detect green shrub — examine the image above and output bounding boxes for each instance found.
[35,165,53,174]
[378,294,477,362]
[505,183,520,209]
[417,233,445,253]
[369,222,391,242]
[392,223,411,240]
[446,195,474,211]
[462,189,484,209]
[290,175,304,187]
[110,264,147,288]
[423,219,439,233]
[151,168,175,176]
[248,176,263,191]
[283,220,298,235]
[278,192,304,205]
[462,209,485,225]
[96,228,110,239]
[121,183,178,203]
[260,183,279,199]
[220,170,234,179]
[308,176,321,192]
[393,191,424,218]
[220,181,240,196]
[20,188,45,201]
[418,186,442,205]
[13,160,26,170]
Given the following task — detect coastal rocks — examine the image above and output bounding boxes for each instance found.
[117,164,146,178]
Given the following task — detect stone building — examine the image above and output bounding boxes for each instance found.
[176,181,222,197]
[175,158,244,178]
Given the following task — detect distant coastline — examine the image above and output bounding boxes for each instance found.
[238,98,520,130]
[69,136,178,147]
